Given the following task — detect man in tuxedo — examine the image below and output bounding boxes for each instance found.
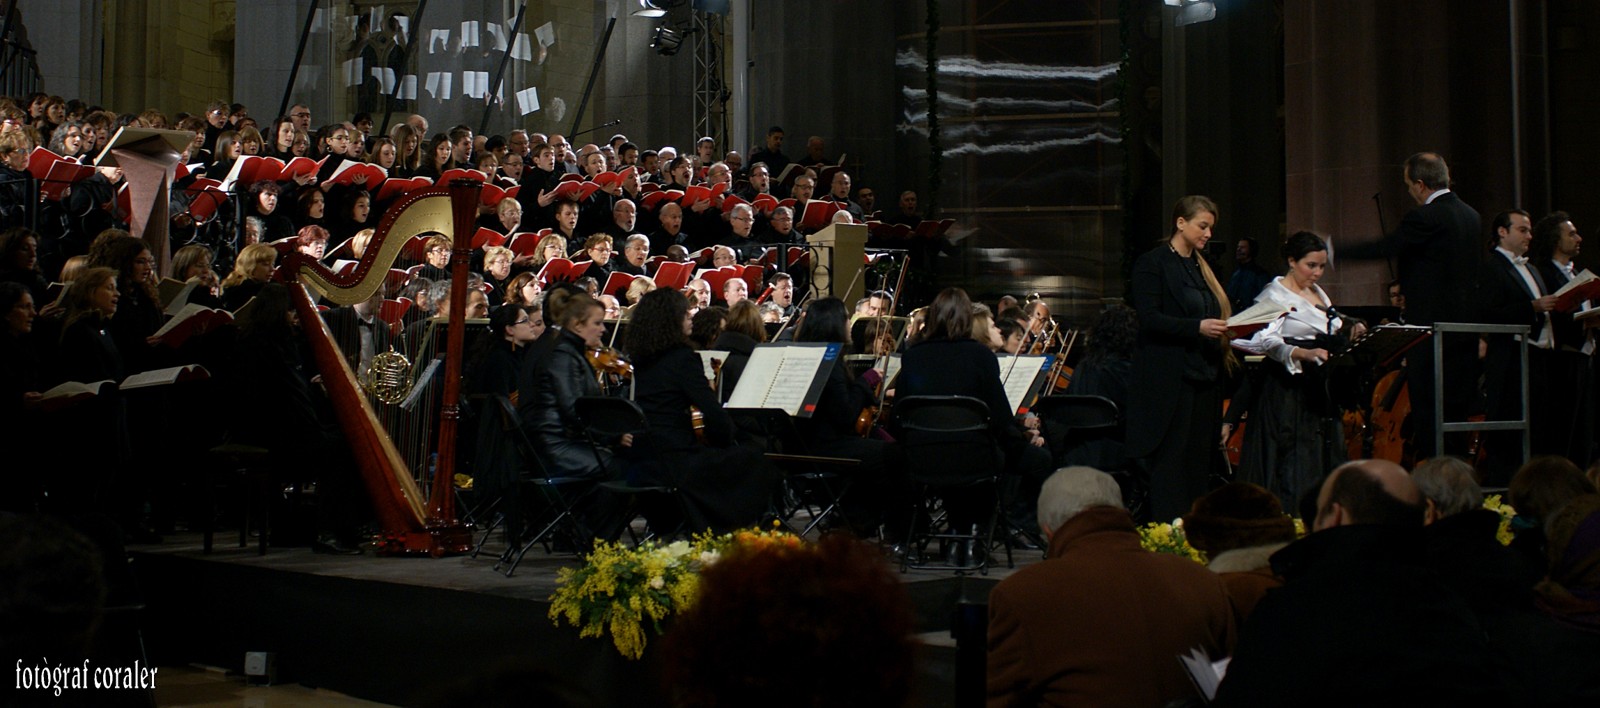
[1477,209,1560,483]
[1531,211,1593,463]
[1341,152,1482,459]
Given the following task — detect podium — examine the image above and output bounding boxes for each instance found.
[95,127,195,278]
[806,222,868,305]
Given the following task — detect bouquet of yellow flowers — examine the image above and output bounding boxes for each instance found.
[1482,494,1517,546]
[1138,520,1207,563]
[548,526,800,659]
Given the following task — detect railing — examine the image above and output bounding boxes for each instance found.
[1431,322,1530,461]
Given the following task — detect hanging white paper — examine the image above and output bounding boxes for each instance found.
[341,58,365,88]
[395,15,409,42]
[511,33,533,61]
[460,21,481,49]
[397,75,418,101]
[515,86,540,115]
[310,8,327,33]
[534,22,555,48]
[425,72,453,100]
[370,6,384,34]
[485,22,509,52]
[371,67,397,94]
[295,67,320,91]
[463,71,490,99]
[428,29,451,54]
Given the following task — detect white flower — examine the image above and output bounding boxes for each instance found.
[698,550,721,565]
[649,575,665,590]
[664,540,692,557]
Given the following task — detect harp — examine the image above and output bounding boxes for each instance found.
[278,179,484,556]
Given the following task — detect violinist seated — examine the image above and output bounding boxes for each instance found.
[622,288,778,533]
[711,300,765,402]
[894,288,1054,546]
[524,295,632,489]
[792,298,898,536]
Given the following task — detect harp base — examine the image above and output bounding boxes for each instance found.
[373,521,476,558]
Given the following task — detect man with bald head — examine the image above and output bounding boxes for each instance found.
[1215,460,1503,706]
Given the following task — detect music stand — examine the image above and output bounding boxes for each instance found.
[95,127,195,278]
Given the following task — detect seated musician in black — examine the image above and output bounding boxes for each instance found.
[524,294,630,481]
[229,282,364,554]
[466,304,539,543]
[894,287,1053,544]
[792,297,896,535]
[624,288,777,532]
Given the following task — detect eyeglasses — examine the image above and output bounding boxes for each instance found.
[133,257,156,266]
[290,112,311,119]
[513,318,533,326]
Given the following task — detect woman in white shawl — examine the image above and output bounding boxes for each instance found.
[1227,231,1365,509]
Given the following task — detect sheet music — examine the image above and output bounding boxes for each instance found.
[463,71,490,99]
[428,29,451,54]
[727,344,832,416]
[341,57,364,88]
[425,72,453,100]
[698,350,729,383]
[515,86,540,115]
[1178,648,1229,703]
[997,355,1049,415]
[878,353,902,383]
[396,74,418,100]
[485,22,509,52]
[512,32,535,61]
[370,67,397,94]
[400,359,441,411]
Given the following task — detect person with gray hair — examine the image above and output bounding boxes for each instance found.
[1412,456,1483,521]
[988,467,1234,707]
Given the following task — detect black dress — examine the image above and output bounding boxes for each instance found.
[629,345,776,531]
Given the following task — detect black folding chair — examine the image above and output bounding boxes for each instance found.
[487,395,600,577]
[575,395,693,544]
[1032,394,1143,518]
[893,395,1012,574]
[727,407,859,536]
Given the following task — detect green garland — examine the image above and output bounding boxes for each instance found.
[925,0,941,216]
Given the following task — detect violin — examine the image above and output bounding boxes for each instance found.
[586,346,634,394]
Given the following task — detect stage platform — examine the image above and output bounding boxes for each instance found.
[131,531,1042,707]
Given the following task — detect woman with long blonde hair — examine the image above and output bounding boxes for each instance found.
[1128,195,1233,522]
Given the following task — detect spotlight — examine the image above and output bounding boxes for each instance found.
[633,0,669,18]
[1166,0,1217,27]
[651,25,685,56]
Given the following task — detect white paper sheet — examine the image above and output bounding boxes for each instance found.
[534,22,555,48]
[428,28,451,54]
[511,33,534,61]
[396,74,418,100]
[485,22,509,52]
[341,57,364,87]
[425,72,453,100]
[515,86,540,115]
[370,67,397,94]
[460,21,481,49]
[310,8,326,32]
[394,15,409,42]
[463,71,490,99]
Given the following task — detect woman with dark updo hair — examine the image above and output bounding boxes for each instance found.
[1227,230,1366,510]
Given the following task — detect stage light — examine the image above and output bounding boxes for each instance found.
[633,1,669,18]
[651,25,685,56]
[1166,0,1217,26]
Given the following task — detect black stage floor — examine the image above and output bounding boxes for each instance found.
[131,531,1040,707]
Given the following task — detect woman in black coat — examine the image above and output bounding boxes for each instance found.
[1127,195,1233,522]
[624,287,777,532]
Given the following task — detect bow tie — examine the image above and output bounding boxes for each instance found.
[358,317,376,329]
[1510,255,1529,266]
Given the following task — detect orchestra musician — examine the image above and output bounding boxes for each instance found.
[894,287,1052,540]
[792,297,894,534]
[1128,195,1233,522]
[1227,232,1360,511]
[623,288,777,532]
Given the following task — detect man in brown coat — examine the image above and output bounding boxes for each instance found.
[987,467,1236,707]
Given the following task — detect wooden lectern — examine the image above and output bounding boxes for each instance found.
[95,127,195,278]
[806,222,869,305]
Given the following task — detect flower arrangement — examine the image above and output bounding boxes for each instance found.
[1138,520,1207,563]
[1482,494,1517,546]
[548,526,801,659]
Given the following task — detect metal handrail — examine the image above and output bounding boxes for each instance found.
[1430,322,1530,461]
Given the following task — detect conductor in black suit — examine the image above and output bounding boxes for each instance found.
[1477,209,1560,483]
[1128,195,1234,522]
[1340,152,1482,459]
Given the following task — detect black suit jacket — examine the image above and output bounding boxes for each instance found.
[1477,250,1547,339]
[1127,245,1223,459]
[1342,192,1482,326]
[1536,259,1587,353]
[323,306,392,373]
